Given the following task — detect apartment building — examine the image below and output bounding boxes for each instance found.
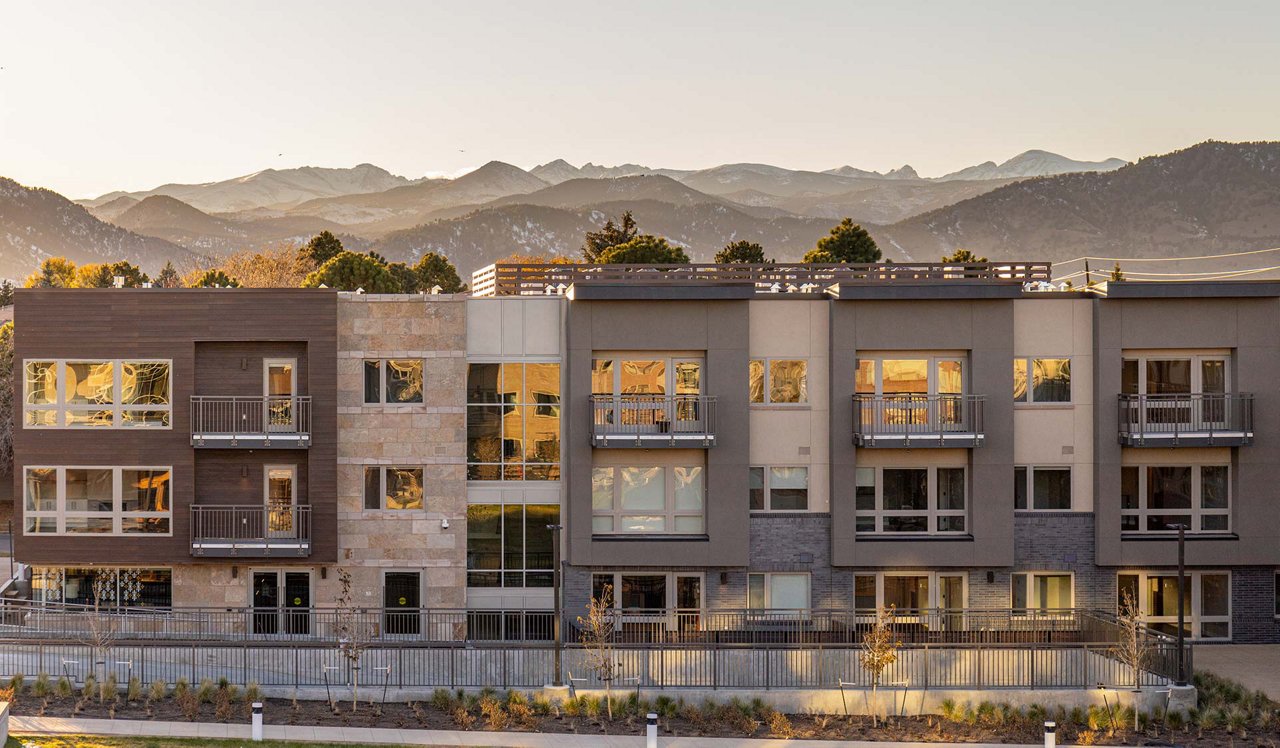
[11,266,1280,644]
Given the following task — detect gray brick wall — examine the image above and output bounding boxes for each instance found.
[1013,512,1114,610]
[1230,567,1280,643]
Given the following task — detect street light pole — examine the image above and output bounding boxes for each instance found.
[548,523,564,687]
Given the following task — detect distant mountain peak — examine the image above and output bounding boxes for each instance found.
[939,150,1127,181]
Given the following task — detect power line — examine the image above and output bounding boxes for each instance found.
[1054,246,1280,265]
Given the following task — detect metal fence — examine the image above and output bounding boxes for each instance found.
[189,505,312,557]
[852,394,985,447]
[190,395,312,446]
[1116,393,1254,445]
[590,394,717,447]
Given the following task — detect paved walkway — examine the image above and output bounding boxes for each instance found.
[1195,643,1280,700]
[10,715,1041,747]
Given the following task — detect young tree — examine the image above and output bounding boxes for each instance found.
[802,218,881,264]
[301,230,346,266]
[577,584,620,720]
[0,280,14,306]
[1110,263,1126,282]
[714,240,769,264]
[1113,588,1151,731]
[154,261,182,288]
[940,248,988,263]
[82,570,121,691]
[582,211,638,262]
[413,252,466,293]
[219,245,315,288]
[302,251,400,292]
[24,257,77,288]
[859,605,901,727]
[596,235,691,264]
[188,269,242,288]
[334,568,374,712]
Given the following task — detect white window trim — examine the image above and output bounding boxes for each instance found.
[748,358,809,405]
[1010,571,1075,615]
[748,572,812,613]
[1014,465,1074,512]
[23,359,173,430]
[1122,353,1231,395]
[855,466,967,535]
[1121,464,1230,534]
[591,465,705,535]
[1118,570,1231,641]
[749,466,810,512]
[23,466,173,536]
[854,354,968,397]
[1013,356,1072,404]
[853,571,969,620]
[591,354,705,397]
[362,465,426,511]
[363,358,425,405]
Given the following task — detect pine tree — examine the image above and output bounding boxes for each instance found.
[413,252,465,293]
[596,235,690,264]
[188,269,242,288]
[301,231,345,266]
[0,280,14,307]
[802,218,881,263]
[941,248,988,263]
[714,240,769,263]
[301,251,399,292]
[582,211,638,262]
[154,261,181,288]
[23,257,77,288]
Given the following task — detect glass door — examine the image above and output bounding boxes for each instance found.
[283,572,311,635]
[1200,359,1227,427]
[673,359,702,430]
[264,359,296,432]
[384,572,421,636]
[937,574,966,631]
[252,571,311,635]
[252,572,281,635]
[265,466,296,538]
[675,575,702,632]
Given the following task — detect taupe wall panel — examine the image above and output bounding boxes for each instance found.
[13,289,338,566]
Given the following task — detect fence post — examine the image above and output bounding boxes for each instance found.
[765,646,770,691]
[450,644,456,689]
[1030,645,1036,691]
[712,643,718,691]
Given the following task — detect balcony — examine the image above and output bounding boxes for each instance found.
[190,396,312,448]
[590,395,717,448]
[852,394,985,448]
[1117,393,1254,447]
[190,505,311,557]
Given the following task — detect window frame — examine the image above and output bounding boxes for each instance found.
[747,572,812,613]
[852,570,969,615]
[591,354,704,398]
[1010,571,1075,615]
[362,358,425,405]
[466,361,562,481]
[854,465,968,535]
[31,566,173,609]
[362,465,426,511]
[1121,353,1231,396]
[590,571,705,612]
[749,466,810,512]
[1013,357,1072,404]
[465,502,559,589]
[23,359,173,430]
[591,464,705,535]
[1120,464,1230,535]
[748,358,809,405]
[1014,465,1073,511]
[1117,570,1231,641]
[23,466,173,536]
[854,354,967,397]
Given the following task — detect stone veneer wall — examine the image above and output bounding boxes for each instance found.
[331,294,468,608]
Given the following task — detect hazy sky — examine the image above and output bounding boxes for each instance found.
[3,0,1278,198]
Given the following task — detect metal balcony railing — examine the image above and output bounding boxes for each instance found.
[190,395,312,448]
[1117,393,1254,446]
[852,394,985,447]
[190,505,311,557]
[590,394,717,447]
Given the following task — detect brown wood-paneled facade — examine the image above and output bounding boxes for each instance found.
[12,288,339,565]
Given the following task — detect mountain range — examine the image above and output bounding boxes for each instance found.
[3,143,1275,283]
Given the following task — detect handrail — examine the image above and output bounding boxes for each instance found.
[852,394,985,446]
[590,394,716,444]
[189,505,311,557]
[190,395,312,444]
[1117,392,1254,445]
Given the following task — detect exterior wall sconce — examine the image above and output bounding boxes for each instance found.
[441,517,450,529]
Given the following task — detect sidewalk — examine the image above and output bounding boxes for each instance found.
[10,715,1042,747]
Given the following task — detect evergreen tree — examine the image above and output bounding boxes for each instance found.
[802,218,881,263]
[0,280,14,307]
[597,235,691,264]
[714,240,769,264]
[582,211,638,262]
[386,262,419,293]
[74,261,150,288]
[302,251,400,292]
[413,252,465,293]
[301,231,345,266]
[189,269,242,288]
[941,248,988,263]
[24,257,77,288]
[154,261,182,288]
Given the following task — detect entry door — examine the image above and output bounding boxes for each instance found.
[937,574,966,631]
[251,572,281,634]
[251,571,311,635]
[384,572,421,636]
[675,574,702,632]
[264,359,297,431]
[265,466,296,538]
[282,572,311,635]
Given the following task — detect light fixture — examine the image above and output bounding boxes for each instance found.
[241,466,248,478]
[320,567,327,580]
[231,566,238,579]
[440,517,450,529]
[986,571,995,584]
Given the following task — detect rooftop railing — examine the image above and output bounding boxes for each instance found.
[1117,393,1254,446]
[471,261,1053,297]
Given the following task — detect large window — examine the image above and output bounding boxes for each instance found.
[32,567,172,608]
[591,572,703,612]
[855,466,966,534]
[24,467,170,535]
[1118,571,1230,640]
[855,355,965,397]
[748,573,810,611]
[1011,572,1074,613]
[1014,466,1072,510]
[1122,354,1227,396]
[749,359,807,404]
[1013,358,1071,403]
[24,360,171,428]
[362,466,424,510]
[466,363,560,481]
[1120,465,1229,533]
[749,466,809,511]
[592,465,704,534]
[363,359,424,404]
[853,571,967,613]
[466,503,558,588]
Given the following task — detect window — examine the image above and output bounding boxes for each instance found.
[466,503,558,588]
[591,465,704,534]
[855,466,966,534]
[749,359,808,404]
[1118,571,1230,640]
[591,572,703,614]
[23,360,171,428]
[1014,466,1072,510]
[1011,572,1074,613]
[24,467,170,535]
[855,355,965,397]
[467,362,560,480]
[32,567,172,608]
[362,466,424,510]
[749,466,809,511]
[748,573,810,611]
[363,360,424,404]
[1013,358,1071,403]
[853,571,967,613]
[1122,354,1228,396]
[1120,465,1229,533]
